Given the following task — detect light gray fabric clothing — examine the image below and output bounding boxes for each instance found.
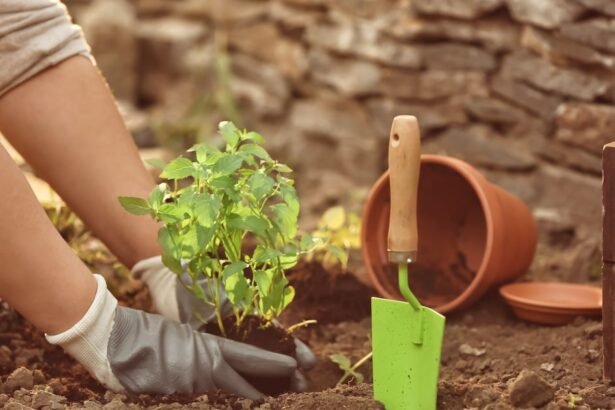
[0,0,93,96]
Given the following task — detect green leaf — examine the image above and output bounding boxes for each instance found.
[118,196,150,215]
[330,354,351,370]
[219,121,240,148]
[243,131,264,144]
[157,203,185,223]
[162,252,183,275]
[148,183,167,211]
[325,245,349,270]
[249,173,275,200]
[222,261,248,280]
[182,224,212,256]
[271,203,298,240]
[204,151,224,166]
[158,226,181,259]
[224,272,250,307]
[253,247,282,264]
[300,234,323,252]
[213,154,244,176]
[228,214,269,236]
[191,144,218,164]
[281,285,295,310]
[210,175,235,191]
[239,144,271,161]
[253,269,274,295]
[194,194,222,227]
[279,184,300,216]
[320,206,346,230]
[329,354,364,383]
[274,163,293,173]
[161,157,195,179]
[145,158,167,170]
[279,253,298,270]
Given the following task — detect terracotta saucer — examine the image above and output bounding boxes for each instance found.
[499,282,602,325]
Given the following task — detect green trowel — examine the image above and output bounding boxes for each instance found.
[371,116,446,410]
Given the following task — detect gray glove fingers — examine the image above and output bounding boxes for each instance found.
[108,307,216,394]
[211,358,264,401]
[294,338,317,370]
[289,370,309,392]
[213,335,297,378]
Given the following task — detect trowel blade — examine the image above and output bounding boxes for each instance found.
[371,296,445,410]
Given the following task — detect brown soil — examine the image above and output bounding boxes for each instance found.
[285,261,374,325]
[0,262,612,409]
[203,315,296,396]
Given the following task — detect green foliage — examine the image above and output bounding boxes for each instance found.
[119,121,302,335]
[329,352,373,385]
[304,206,361,272]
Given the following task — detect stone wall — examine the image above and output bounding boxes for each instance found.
[67,0,615,264]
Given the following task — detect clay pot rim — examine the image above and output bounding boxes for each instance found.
[362,154,496,314]
[499,282,602,311]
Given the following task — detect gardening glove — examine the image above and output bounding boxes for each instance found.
[132,256,317,375]
[45,274,298,399]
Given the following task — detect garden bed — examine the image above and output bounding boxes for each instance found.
[0,260,610,409]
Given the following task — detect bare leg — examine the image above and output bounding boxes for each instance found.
[0,56,161,268]
[0,142,96,334]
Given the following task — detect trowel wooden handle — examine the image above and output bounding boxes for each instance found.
[387,115,421,263]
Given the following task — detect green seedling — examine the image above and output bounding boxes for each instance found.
[120,121,316,335]
[330,352,373,385]
[303,206,361,272]
[566,393,583,408]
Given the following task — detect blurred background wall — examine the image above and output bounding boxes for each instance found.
[64,0,615,281]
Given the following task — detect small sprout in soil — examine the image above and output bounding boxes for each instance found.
[566,393,583,408]
[303,206,361,272]
[120,121,308,336]
[330,351,373,385]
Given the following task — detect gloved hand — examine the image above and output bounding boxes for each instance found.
[132,256,317,374]
[46,274,299,399]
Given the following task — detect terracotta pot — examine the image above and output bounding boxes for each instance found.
[361,155,537,314]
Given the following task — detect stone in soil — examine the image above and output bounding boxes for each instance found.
[508,369,555,408]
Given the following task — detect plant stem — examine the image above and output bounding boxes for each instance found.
[338,351,373,385]
[212,278,226,337]
[287,319,317,333]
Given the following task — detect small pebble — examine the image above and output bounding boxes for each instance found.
[459,343,487,356]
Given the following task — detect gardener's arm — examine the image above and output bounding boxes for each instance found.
[0,0,304,398]
[0,0,317,374]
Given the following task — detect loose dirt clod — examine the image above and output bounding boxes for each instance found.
[3,367,34,394]
[583,322,602,338]
[31,390,66,409]
[508,369,555,407]
[0,346,12,368]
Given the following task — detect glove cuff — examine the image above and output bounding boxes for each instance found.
[131,255,181,322]
[45,274,125,392]
[131,255,163,279]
